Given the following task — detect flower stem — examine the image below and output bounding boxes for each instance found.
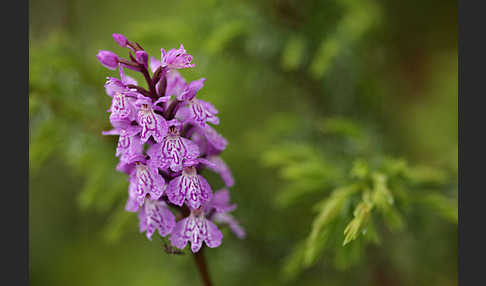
[193,248,212,286]
[141,67,157,98]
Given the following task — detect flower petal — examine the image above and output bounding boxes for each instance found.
[169,218,189,249]
[137,104,168,143]
[140,200,175,239]
[206,156,234,187]
[206,189,236,213]
[169,215,222,252]
[205,220,223,248]
[213,213,245,239]
[150,56,162,73]
[166,168,212,209]
[130,163,165,205]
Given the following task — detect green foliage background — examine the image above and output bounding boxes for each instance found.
[29,0,457,285]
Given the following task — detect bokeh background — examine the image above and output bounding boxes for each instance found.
[29,0,457,285]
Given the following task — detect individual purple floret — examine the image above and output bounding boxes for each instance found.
[135,51,149,68]
[139,199,176,240]
[175,79,220,127]
[177,78,205,101]
[105,66,139,128]
[191,125,228,156]
[105,64,137,94]
[166,166,212,209]
[161,44,195,70]
[170,209,223,253]
[135,96,168,143]
[147,126,200,172]
[98,35,242,253]
[212,212,246,239]
[204,190,245,239]
[204,189,236,213]
[128,161,165,205]
[206,156,234,187]
[102,125,142,163]
[109,92,137,128]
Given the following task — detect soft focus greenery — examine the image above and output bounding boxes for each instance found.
[29,0,457,285]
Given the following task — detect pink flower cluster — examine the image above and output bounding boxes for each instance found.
[97,34,244,253]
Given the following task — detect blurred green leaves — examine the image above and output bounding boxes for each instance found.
[281,35,306,71]
[306,184,358,263]
[309,0,380,79]
[262,118,457,280]
[204,20,248,55]
[343,193,373,246]
[263,143,339,207]
[30,32,128,226]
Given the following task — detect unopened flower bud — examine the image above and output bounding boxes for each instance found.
[112,33,128,47]
[96,50,119,70]
[135,50,149,68]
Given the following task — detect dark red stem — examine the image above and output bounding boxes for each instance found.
[193,248,213,286]
[141,67,157,98]
[126,84,151,98]
[164,100,180,119]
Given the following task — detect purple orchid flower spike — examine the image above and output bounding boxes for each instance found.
[98,37,242,272]
[135,96,168,144]
[166,166,212,209]
[170,209,223,253]
[161,44,195,69]
[139,199,176,239]
[147,125,200,172]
